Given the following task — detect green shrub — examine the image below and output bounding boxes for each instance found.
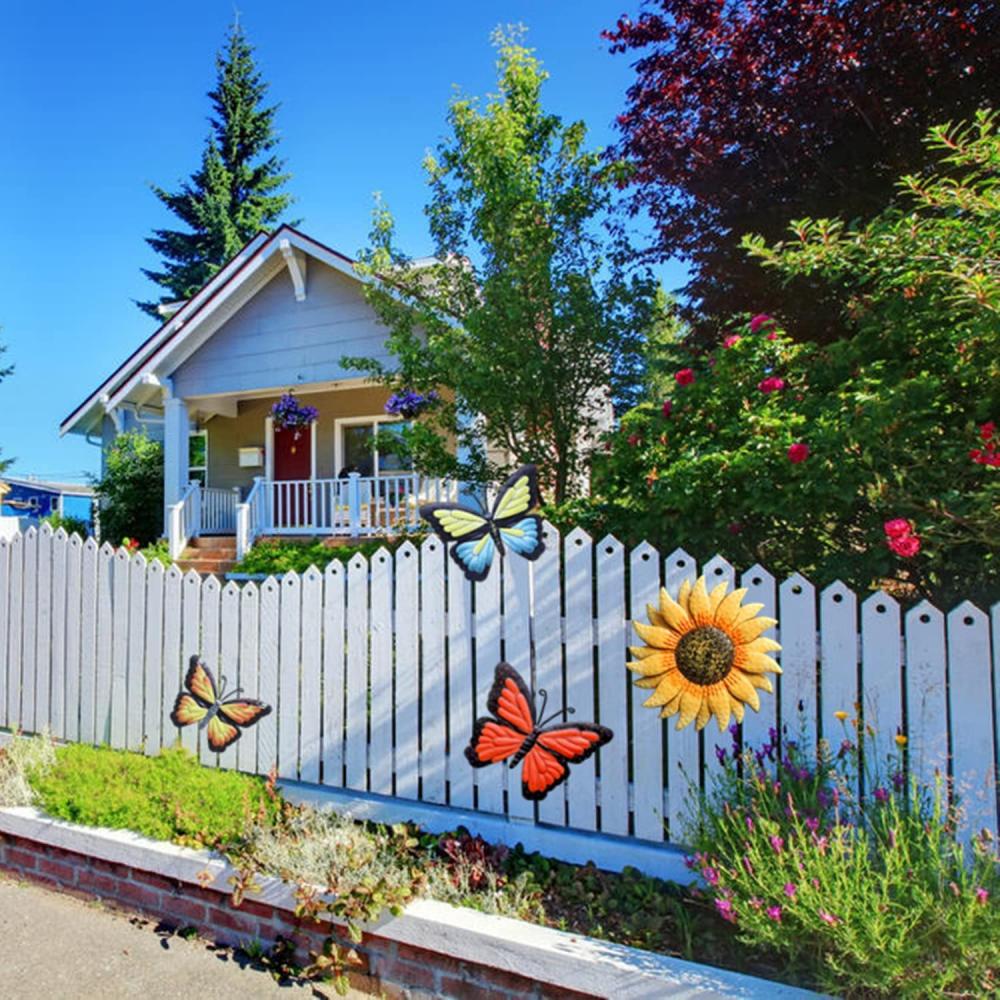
[91,430,164,547]
[32,744,277,848]
[139,538,172,566]
[234,534,423,575]
[687,722,1000,997]
[41,512,91,538]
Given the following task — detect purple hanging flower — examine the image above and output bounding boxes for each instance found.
[385,388,440,419]
[271,392,319,432]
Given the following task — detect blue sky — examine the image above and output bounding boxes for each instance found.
[0,1,684,481]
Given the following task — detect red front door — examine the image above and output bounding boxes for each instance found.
[273,425,312,528]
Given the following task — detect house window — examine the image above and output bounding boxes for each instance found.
[338,418,411,478]
[188,430,208,486]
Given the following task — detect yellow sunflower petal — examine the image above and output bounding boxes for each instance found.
[725,669,761,711]
[629,645,660,660]
[707,683,731,731]
[733,602,766,624]
[744,636,782,655]
[732,616,779,644]
[647,602,668,628]
[728,695,745,723]
[634,675,662,688]
[656,587,692,630]
[677,578,692,611]
[708,580,730,614]
[735,650,782,675]
[748,673,774,694]
[633,621,680,649]
[713,587,749,628]
[659,689,684,720]
[644,672,683,708]
[676,688,702,730]
[627,650,677,676]
[688,577,712,623]
[695,699,713,731]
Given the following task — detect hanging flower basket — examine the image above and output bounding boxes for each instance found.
[384,389,440,420]
[271,392,318,450]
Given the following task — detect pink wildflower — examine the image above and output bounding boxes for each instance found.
[723,334,742,348]
[975,887,989,905]
[818,909,841,926]
[714,897,737,923]
[784,882,797,899]
[750,314,773,333]
[766,905,782,923]
[770,835,784,855]
[758,376,786,393]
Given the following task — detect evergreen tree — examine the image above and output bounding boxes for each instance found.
[139,24,293,316]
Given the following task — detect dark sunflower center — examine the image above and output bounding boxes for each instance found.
[675,626,735,686]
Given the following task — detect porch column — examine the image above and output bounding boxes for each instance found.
[163,395,190,535]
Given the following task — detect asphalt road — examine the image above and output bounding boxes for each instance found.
[0,875,369,999]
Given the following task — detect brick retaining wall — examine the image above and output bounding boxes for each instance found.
[0,830,590,999]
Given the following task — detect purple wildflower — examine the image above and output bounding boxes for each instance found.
[873,787,889,804]
[766,905,782,923]
[715,745,727,765]
[702,866,720,887]
[770,835,784,855]
[783,882,797,899]
[975,887,989,905]
[805,816,820,833]
[714,897,737,923]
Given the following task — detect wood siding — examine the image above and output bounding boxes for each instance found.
[172,264,393,399]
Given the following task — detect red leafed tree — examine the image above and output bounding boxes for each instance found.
[605,2,999,342]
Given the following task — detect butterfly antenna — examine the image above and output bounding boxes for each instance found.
[537,687,549,722]
[538,704,576,729]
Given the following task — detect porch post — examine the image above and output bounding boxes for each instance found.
[347,472,362,538]
[163,395,190,537]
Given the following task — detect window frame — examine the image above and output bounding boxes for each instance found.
[334,415,412,479]
[188,429,208,487]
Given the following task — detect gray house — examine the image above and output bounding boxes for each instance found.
[60,226,456,564]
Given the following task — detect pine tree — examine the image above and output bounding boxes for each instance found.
[139,24,293,316]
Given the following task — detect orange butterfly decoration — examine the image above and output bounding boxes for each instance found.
[465,663,613,800]
[170,655,272,752]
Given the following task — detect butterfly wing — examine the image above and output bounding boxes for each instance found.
[170,693,209,729]
[184,656,219,707]
[497,516,544,561]
[519,723,614,801]
[205,713,242,752]
[419,503,496,582]
[490,466,542,527]
[464,663,536,768]
[217,699,272,729]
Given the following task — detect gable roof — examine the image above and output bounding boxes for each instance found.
[60,226,360,436]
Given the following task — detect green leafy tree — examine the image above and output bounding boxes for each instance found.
[139,23,293,316]
[344,29,654,503]
[0,339,13,476]
[91,431,164,546]
[589,112,1000,606]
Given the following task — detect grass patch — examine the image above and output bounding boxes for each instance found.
[0,733,55,807]
[31,743,277,848]
[233,535,423,575]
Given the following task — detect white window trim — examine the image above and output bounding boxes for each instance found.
[265,415,318,482]
[334,415,412,479]
[189,429,208,487]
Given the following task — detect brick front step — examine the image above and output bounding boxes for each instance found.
[177,537,238,576]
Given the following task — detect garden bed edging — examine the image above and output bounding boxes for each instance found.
[0,806,824,1000]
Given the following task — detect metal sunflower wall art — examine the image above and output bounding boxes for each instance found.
[628,577,781,731]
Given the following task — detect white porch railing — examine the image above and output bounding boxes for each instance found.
[167,482,201,559]
[201,486,239,534]
[235,477,266,561]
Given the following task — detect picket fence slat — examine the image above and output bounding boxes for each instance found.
[473,549,503,815]
[630,542,664,840]
[903,601,947,790]
[369,549,393,796]
[596,535,628,837]
[35,527,53,735]
[445,554,474,810]
[237,582,261,775]
[0,528,996,866]
[394,543,419,801]
[299,568,323,785]
[218,580,241,772]
[946,603,994,844]
[534,523,565,827]
[143,560,164,755]
[420,537,447,806]
[278,572,300,779]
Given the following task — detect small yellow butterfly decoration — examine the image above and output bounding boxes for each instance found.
[628,576,781,732]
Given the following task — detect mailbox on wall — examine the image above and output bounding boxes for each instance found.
[238,447,265,468]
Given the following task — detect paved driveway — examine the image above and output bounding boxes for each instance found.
[0,875,368,998]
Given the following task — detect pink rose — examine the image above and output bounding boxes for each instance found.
[888,534,921,558]
[723,334,741,348]
[883,518,912,539]
[750,314,774,333]
[674,368,695,386]
[758,376,786,393]
[662,399,673,418]
[787,443,810,464]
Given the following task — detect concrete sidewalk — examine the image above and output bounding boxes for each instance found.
[0,875,368,998]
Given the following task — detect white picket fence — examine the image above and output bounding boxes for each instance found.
[0,523,997,872]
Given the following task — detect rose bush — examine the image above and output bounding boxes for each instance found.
[571,114,999,606]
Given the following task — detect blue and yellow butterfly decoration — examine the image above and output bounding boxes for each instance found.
[419,465,545,582]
